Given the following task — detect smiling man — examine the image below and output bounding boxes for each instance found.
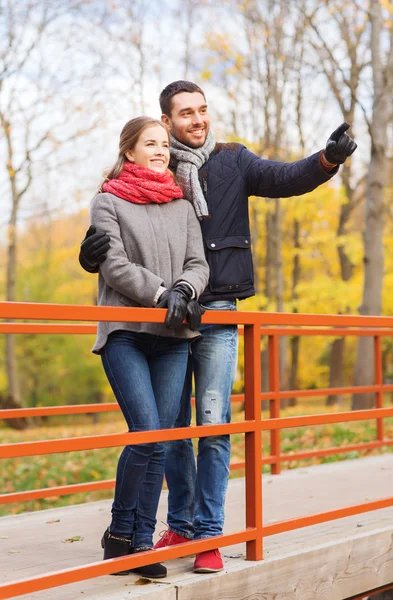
[164,91,209,147]
[79,80,357,574]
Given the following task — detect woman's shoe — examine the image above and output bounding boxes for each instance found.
[101,527,132,576]
[131,546,167,578]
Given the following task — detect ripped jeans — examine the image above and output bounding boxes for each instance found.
[165,300,238,539]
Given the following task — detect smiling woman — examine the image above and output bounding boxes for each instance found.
[124,124,170,172]
[101,117,171,183]
[84,115,209,578]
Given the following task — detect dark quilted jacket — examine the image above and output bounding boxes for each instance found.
[83,142,338,302]
[191,143,338,303]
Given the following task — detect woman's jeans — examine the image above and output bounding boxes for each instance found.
[165,300,238,540]
[101,330,189,547]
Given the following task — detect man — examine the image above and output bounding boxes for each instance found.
[79,80,357,573]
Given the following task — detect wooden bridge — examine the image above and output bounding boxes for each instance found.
[1,302,393,599]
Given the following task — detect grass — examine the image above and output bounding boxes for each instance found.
[1,396,393,517]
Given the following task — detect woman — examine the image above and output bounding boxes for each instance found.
[90,117,209,578]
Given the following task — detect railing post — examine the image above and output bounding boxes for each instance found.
[244,322,263,561]
[374,335,384,443]
[268,334,281,474]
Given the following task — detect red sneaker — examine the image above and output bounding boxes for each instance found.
[154,529,191,549]
[194,549,224,573]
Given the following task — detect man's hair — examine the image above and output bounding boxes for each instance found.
[159,80,206,116]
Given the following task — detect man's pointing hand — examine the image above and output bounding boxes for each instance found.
[324,122,357,165]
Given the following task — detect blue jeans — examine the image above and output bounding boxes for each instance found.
[101,330,189,547]
[165,300,238,539]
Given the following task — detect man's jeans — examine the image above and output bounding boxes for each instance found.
[165,300,238,539]
[101,331,189,546]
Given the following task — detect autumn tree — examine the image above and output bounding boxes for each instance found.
[202,0,331,400]
[0,0,102,421]
[351,0,393,408]
[304,0,368,405]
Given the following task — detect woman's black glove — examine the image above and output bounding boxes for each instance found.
[79,226,110,273]
[186,301,205,331]
[157,283,193,330]
[324,122,357,164]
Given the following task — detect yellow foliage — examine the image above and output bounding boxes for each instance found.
[381,0,393,14]
[1,169,393,403]
[201,70,212,81]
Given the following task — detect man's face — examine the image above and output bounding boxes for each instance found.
[161,92,210,148]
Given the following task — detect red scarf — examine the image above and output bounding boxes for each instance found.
[102,162,183,204]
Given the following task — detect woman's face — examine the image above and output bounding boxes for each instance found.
[126,125,170,173]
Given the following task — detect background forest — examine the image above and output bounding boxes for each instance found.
[1,0,393,424]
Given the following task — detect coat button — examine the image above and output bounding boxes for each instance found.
[245,240,249,244]
[229,286,232,289]
[211,243,216,248]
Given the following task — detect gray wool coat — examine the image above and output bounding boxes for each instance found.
[90,192,210,352]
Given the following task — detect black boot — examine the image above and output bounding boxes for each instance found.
[101,528,132,576]
[131,546,167,578]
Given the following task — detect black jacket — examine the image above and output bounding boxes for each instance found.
[187,143,338,303]
[82,142,338,302]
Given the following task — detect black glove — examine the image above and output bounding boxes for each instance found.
[186,300,205,331]
[157,283,193,330]
[79,226,110,273]
[324,122,357,164]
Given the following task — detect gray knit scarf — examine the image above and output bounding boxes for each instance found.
[170,129,216,219]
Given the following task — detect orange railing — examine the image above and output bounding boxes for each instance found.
[1,301,393,598]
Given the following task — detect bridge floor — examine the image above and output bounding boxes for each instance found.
[2,454,393,600]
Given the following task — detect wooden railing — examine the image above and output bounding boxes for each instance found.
[1,301,393,598]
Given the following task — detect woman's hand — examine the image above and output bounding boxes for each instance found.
[157,283,193,329]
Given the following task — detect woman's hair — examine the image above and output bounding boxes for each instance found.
[101,117,169,186]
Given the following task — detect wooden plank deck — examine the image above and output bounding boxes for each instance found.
[1,454,393,600]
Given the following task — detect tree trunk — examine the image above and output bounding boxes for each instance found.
[326,171,355,406]
[288,336,299,407]
[326,337,345,406]
[261,210,274,394]
[288,219,301,406]
[1,112,28,427]
[352,1,389,411]
[273,198,289,407]
[306,3,367,410]
[326,168,355,406]
[0,392,28,430]
[6,207,20,406]
[3,201,29,428]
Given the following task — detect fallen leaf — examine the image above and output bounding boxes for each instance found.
[0,536,9,539]
[134,577,152,585]
[46,519,60,524]
[63,536,83,543]
[8,550,20,554]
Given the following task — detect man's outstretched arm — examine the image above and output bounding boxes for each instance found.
[241,122,357,198]
[79,226,110,273]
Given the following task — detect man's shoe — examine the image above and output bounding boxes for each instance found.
[194,549,224,573]
[131,546,167,578]
[154,528,192,549]
[101,528,132,576]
